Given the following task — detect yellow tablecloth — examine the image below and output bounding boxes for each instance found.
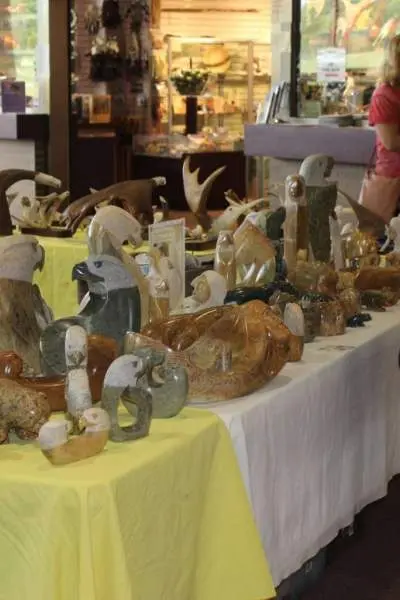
[0,409,275,600]
[34,234,88,319]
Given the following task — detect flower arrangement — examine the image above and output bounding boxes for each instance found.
[170,68,209,96]
[88,37,123,82]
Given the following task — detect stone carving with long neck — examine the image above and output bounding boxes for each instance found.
[183,156,268,236]
[283,174,308,273]
[0,169,61,235]
[64,325,92,433]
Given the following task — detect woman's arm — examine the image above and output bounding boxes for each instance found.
[375,123,400,152]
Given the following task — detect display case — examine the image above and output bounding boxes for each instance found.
[133,131,243,157]
[157,36,271,137]
[0,0,49,112]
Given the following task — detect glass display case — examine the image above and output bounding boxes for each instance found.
[156,36,271,137]
[133,131,243,158]
[299,0,399,117]
[0,0,49,112]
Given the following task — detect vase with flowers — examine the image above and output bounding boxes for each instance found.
[170,61,209,134]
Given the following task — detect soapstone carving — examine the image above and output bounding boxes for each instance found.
[319,300,346,336]
[87,206,149,327]
[38,407,110,465]
[101,354,152,442]
[182,156,267,240]
[234,219,276,286]
[0,377,51,443]
[62,177,166,233]
[0,335,117,412]
[0,169,61,236]
[342,229,380,268]
[41,254,141,368]
[123,344,188,418]
[11,191,70,230]
[65,325,92,433]
[214,230,236,291]
[183,271,228,313]
[135,251,169,323]
[354,267,400,295]
[299,154,337,263]
[139,300,291,402]
[283,174,308,272]
[283,302,305,362]
[0,235,50,373]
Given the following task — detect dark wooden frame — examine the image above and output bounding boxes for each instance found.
[48,0,72,188]
[289,0,301,117]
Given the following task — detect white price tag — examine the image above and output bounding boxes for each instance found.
[317,47,346,83]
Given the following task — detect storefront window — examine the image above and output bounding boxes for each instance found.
[0,0,49,113]
[299,0,400,115]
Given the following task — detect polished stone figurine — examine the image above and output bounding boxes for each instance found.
[283,303,305,362]
[41,254,142,372]
[234,219,276,286]
[135,250,170,323]
[139,301,291,402]
[0,377,51,443]
[87,206,149,328]
[299,154,337,263]
[38,407,110,466]
[283,174,308,273]
[183,271,228,313]
[123,343,188,418]
[0,235,51,374]
[101,354,152,442]
[214,230,236,291]
[65,325,92,433]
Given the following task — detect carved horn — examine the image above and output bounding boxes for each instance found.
[182,156,225,216]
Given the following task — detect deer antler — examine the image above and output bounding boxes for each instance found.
[182,156,225,219]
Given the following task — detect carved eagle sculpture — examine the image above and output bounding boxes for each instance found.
[40,207,146,375]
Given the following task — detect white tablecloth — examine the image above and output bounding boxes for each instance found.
[206,306,400,585]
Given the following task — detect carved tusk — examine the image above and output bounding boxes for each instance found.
[35,172,62,188]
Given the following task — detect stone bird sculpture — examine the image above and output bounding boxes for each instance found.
[124,345,188,418]
[40,255,142,375]
[0,235,52,373]
[101,354,153,442]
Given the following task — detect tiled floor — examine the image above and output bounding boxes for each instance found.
[300,477,400,600]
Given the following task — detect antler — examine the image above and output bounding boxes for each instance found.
[182,156,225,219]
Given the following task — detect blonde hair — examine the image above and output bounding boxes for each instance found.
[380,35,400,86]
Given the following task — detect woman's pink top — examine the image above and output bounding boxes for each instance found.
[369,84,400,177]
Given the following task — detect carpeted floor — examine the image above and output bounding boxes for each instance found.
[300,477,400,600]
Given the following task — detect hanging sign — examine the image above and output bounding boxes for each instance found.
[316,47,346,83]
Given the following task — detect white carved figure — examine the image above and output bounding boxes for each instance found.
[183,270,227,313]
[299,154,334,186]
[65,325,92,432]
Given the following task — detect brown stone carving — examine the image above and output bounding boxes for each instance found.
[139,301,291,402]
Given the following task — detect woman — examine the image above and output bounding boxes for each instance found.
[361,35,400,222]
